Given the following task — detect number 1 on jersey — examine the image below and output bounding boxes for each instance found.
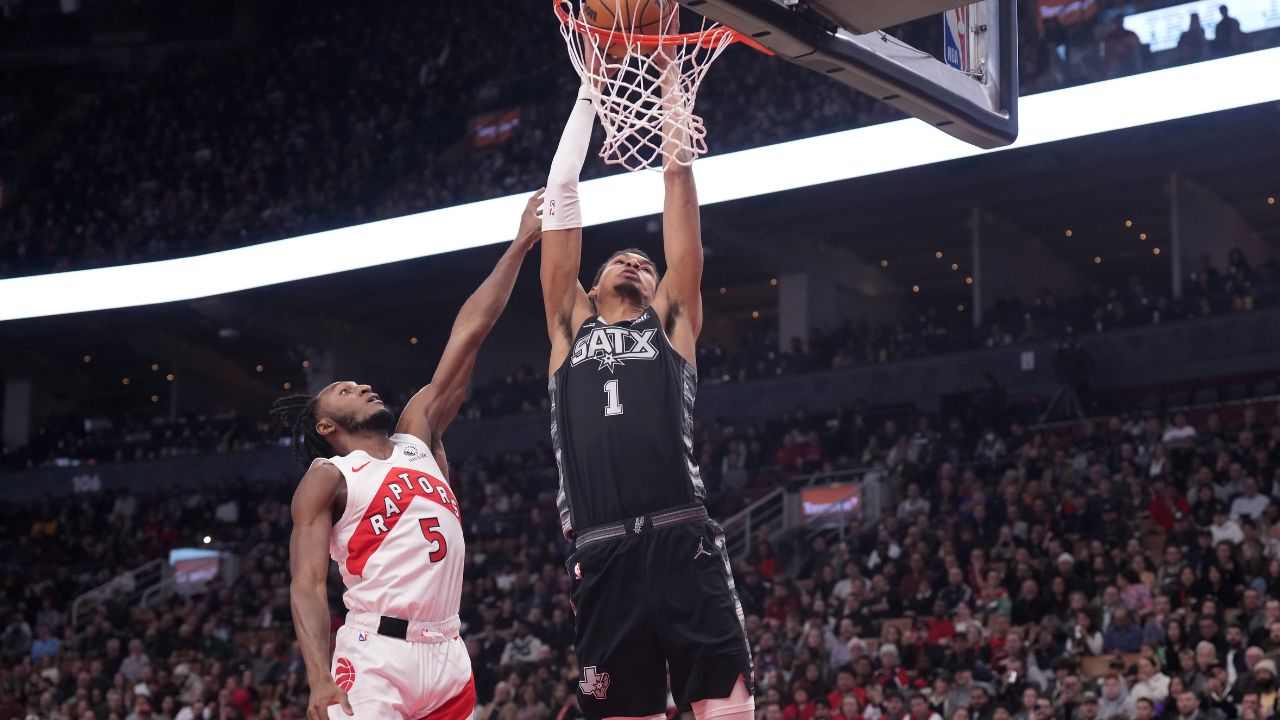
[603,379,624,416]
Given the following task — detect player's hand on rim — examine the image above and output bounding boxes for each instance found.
[583,45,620,92]
[307,679,353,719]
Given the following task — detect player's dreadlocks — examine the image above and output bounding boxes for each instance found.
[270,394,334,466]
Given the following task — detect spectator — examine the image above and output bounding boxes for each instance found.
[479,682,518,720]
[516,683,550,720]
[1065,611,1103,657]
[1077,692,1100,720]
[786,683,818,720]
[969,686,995,720]
[1096,675,1132,719]
[836,693,867,720]
[29,625,58,661]
[910,693,943,720]
[1231,476,1271,522]
[1102,16,1145,78]
[1252,660,1279,716]
[550,682,583,720]
[500,621,547,667]
[1162,413,1198,448]
[946,668,980,720]
[1130,657,1171,704]
[1212,505,1245,545]
[119,639,152,683]
[0,613,31,661]
[1211,5,1244,56]
[898,483,931,519]
[1175,14,1208,62]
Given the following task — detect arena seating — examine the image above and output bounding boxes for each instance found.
[1,387,1278,720]
[1,0,1276,277]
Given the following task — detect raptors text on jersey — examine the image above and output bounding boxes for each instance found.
[327,433,464,622]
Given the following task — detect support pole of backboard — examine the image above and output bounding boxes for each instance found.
[970,206,982,329]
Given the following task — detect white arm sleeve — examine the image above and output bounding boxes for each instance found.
[542,85,595,232]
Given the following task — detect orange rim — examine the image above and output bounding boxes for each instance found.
[554,0,773,55]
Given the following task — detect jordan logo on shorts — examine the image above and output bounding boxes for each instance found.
[579,666,610,700]
[694,538,713,560]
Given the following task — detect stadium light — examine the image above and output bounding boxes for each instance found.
[1,48,1278,322]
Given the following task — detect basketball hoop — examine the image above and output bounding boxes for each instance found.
[554,0,769,171]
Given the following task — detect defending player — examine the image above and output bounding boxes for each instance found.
[539,50,756,720]
[281,191,542,720]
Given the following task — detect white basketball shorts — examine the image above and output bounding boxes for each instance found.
[328,620,474,720]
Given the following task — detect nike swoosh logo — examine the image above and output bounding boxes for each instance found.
[351,461,371,473]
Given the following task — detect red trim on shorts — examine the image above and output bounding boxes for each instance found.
[418,675,476,720]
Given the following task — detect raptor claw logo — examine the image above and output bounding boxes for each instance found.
[334,657,356,692]
[579,666,610,700]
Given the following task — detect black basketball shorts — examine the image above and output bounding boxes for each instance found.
[564,515,754,719]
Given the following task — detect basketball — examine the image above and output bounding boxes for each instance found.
[580,0,663,56]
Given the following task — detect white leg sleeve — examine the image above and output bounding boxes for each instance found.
[543,84,595,232]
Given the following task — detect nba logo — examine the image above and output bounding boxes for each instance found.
[357,630,368,642]
[574,562,582,579]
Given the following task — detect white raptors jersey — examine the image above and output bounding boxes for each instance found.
[328,433,464,622]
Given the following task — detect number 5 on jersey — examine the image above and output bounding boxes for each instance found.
[603,379,624,416]
[419,518,448,562]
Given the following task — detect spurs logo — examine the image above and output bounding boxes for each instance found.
[579,666,610,700]
[634,516,644,534]
[570,327,658,373]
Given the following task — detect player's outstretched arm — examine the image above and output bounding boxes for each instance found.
[654,165,703,360]
[652,11,704,366]
[541,85,596,375]
[288,461,353,720]
[398,190,544,455]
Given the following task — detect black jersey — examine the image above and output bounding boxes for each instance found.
[549,307,705,538]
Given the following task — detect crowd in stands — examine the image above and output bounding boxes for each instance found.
[700,249,1280,385]
[0,0,1273,277]
[1,371,1280,720]
[4,246,1277,471]
[2,412,281,471]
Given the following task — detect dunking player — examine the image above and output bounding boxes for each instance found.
[281,191,542,720]
[539,78,755,720]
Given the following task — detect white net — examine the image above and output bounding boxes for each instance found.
[556,0,736,171]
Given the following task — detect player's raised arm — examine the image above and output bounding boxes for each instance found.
[289,460,353,720]
[396,191,543,455]
[541,85,597,375]
[652,10,704,364]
